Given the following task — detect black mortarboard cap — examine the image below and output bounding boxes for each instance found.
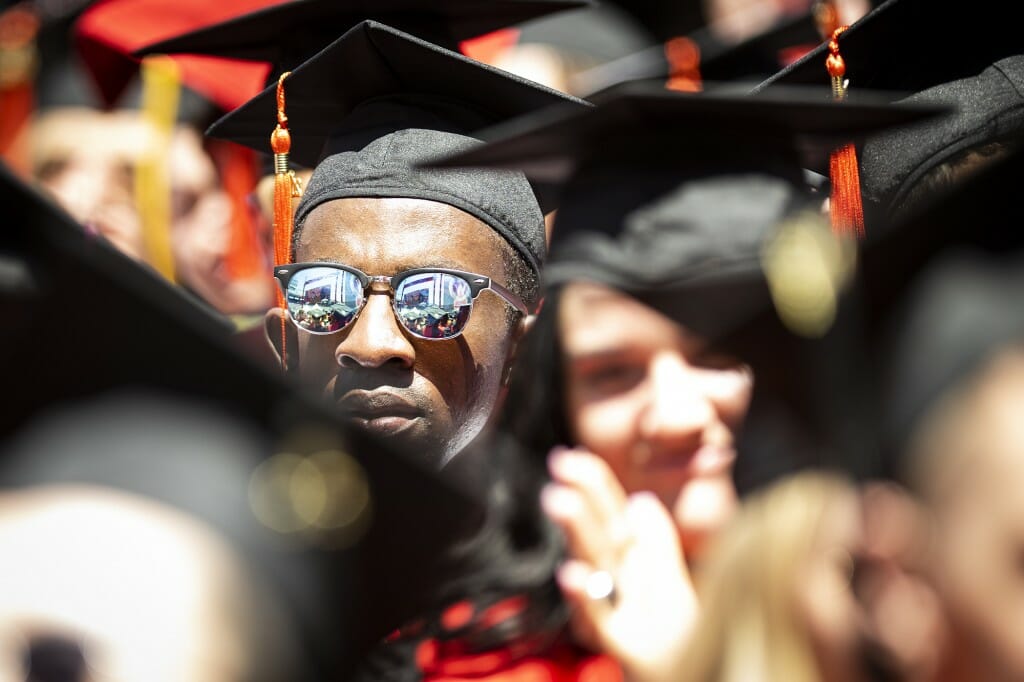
[857,54,1024,221]
[207,20,588,274]
[574,10,824,97]
[425,82,945,299]
[0,161,485,680]
[854,143,1024,477]
[752,0,1024,96]
[725,140,1024,494]
[424,83,945,494]
[134,0,592,79]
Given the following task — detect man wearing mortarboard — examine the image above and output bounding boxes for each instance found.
[205,16,587,469]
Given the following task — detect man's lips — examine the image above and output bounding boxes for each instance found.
[337,391,423,434]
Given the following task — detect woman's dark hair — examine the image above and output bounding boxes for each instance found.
[499,287,575,460]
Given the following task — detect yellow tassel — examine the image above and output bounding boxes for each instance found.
[270,71,302,371]
[136,54,180,281]
[825,27,865,238]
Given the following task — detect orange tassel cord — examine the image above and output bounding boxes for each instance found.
[825,26,865,239]
[665,36,702,92]
[270,71,303,371]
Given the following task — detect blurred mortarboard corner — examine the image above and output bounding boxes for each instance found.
[0,159,486,679]
[572,9,825,98]
[134,0,592,88]
[72,0,289,113]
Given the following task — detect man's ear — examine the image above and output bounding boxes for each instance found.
[264,307,300,373]
[502,313,536,387]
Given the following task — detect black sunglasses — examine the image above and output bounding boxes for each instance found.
[274,263,529,340]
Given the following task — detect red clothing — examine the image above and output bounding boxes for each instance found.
[418,636,623,682]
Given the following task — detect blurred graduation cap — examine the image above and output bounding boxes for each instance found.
[724,132,1024,493]
[749,0,1024,234]
[753,0,1024,95]
[851,141,1024,480]
[423,83,946,492]
[855,54,1024,222]
[424,79,946,262]
[134,0,592,84]
[73,0,289,112]
[0,160,486,680]
[573,9,824,97]
[207,19,588,279]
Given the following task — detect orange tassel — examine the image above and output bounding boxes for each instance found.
[825,26,865,238]
[270,71,303,371]
[0,5,39,178]
[664,36,702,92]
[209,140,266,280]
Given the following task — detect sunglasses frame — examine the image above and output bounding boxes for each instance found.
[273,262,530,340]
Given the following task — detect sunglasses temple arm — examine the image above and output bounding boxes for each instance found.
[489,280,530,316]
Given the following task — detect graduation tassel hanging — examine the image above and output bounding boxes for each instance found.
[136,54,181,282]
[825,26,865,239]
[270,71,303,371]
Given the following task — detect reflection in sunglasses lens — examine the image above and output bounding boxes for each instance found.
[286,267,364,333]
[394,273,472,339]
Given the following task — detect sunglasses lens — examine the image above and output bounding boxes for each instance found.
[284,267,364,333]
[394,272,473,338]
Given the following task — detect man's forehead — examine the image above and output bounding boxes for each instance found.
[296,196,510,274]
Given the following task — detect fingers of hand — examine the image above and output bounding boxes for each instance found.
[542,448,633,567]
[556,560,615,651]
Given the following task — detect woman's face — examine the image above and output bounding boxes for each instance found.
[558,281,753,555]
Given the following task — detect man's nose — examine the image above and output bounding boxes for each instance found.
[639,353,715,449]
[334,293,415,369]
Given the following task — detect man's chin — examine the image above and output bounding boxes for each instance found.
[343,415,448,468]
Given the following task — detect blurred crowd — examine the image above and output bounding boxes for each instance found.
[3,0,1024,681]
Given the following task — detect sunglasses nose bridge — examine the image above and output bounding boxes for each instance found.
[367,275,393,296]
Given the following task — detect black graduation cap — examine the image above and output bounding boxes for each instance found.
[852,142,1024,478]
[207,19,588,274]
[752,0,1024,225]
[422,83,946,494]
[856,54,1024,221]
[134,0,592,80]
[424,80,946,293]
[752,0,1024,95]
[722,136,1024,494]
[0,160,485,680]
[574,10,825,97]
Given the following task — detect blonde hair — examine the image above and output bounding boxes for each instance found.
[679,471,855,682]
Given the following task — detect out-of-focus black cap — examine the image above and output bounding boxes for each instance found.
[134,0,592,78]
[857,54,1024,221]
[724,139,1024,494]
[752,0,1024,96]
[753,0,1024,232]
[575,10,824,97]
[0,160,485,680]
[424,81,945,293]
[423,84,946,495]
[207,20,588,274]
[854,143,1024,479]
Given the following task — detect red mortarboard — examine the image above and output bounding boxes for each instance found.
[73,0,287,111]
